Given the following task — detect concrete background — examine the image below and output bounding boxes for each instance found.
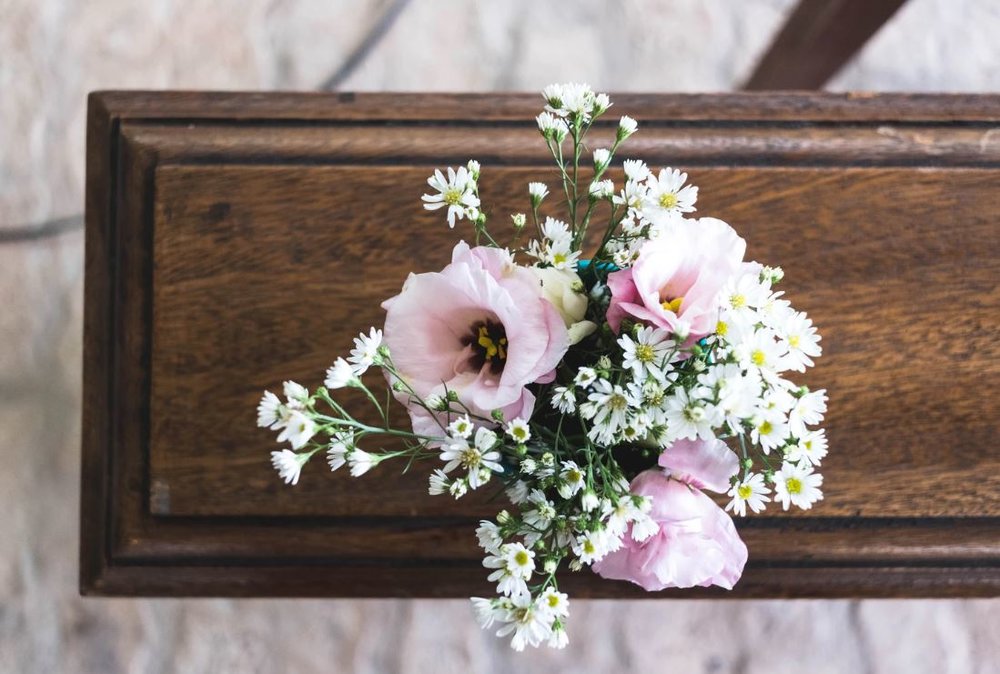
[1,0,998,672]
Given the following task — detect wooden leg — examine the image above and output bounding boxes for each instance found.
[743,0,909,90]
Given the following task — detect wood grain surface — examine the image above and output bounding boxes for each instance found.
[81,92,1000,598]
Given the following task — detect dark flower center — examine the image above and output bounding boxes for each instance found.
[463,319,508,374]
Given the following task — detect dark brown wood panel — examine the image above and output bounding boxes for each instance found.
[744,0,909,90]
[82,92,1000,598]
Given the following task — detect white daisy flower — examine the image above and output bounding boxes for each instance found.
[618,326,676,382]
[449,478,469,499]
[630,512,659,542]
[557,461,585,499]
[772,462,824,510]
[580,489,600,512]
[540,216,571,244]
[471,597,505,629]
[506,418,531,443]
[270,449,307,485]
[788,389,828,438]
[538,588,569,620]
[256,391,284,429]
[589,179,614,199]
[505,480,531,504]
[621,158,649,181]
[750,411,789,454]
[643,167,697,218]
[324,357,357,389]
[439,427,503,489]
[543,238,581,270]
[618,115,638,139]
[421,166,481,228]
[496,592,552,652]
[548,622,569,649]
[485,543,535,598]
[779,311,823,372]
[572,529,611,565]
[448,414,475,439]
[528,181,550,205]
[428,468,450,495]
[574,367,598,388]
[348,448,379,477]
[327,440,349,472]
[786,428,829,466]
[276,410,316,450]
[663,388,718,441]
[476,520,504,553]
[727,473,771,516]
[536,111,569,141]
[585,380,637,438]
[551,386,577,414]
[348,327,383,375]
[282,380,309,409]
[735,328,784,375]
[613,178,649,214]
[592,148,611,170]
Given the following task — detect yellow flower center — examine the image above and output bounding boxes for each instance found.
[444,188,464,206]
[730,294,746,309]
[547,594,560,608]
[583,540,595,554]
[659,193,678,209]
[608,394,628,410]
[635,344,655,362]
[566,468,583,484]
[759,420,773,436]
[786,477,803,495]
[552,252,568,266]
[737,484,754,500]
[661,296,683,313]
[788,334,801,348]
[751,349,766,367]
[716,320,728,336]
[514,550,530,566]
[512,427,528,441]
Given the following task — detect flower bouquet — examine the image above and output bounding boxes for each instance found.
[257,83,826,650]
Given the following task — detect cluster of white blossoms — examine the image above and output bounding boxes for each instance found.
[257,83,827,652]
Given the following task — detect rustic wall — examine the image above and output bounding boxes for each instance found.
[1,1,998,672]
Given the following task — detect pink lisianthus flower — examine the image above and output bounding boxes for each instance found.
[593,438,746,591]
[381,242,569,437]
[606,217,746,339]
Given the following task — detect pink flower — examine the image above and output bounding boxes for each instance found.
[606,217,746,339]
[381,242,568,437]
[593,438,746,591]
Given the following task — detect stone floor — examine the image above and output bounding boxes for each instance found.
[1,0,999,672]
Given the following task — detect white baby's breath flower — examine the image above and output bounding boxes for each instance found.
[270,449,308,485]
[422,166,481,228]
[773,462,824,510]
[324,357,357,389]
[580,489,600,512]
[506,418,531,443]
[276,410,316,450]
[348,327,383,375]
[256,391,284,429]
[506,480,530,504]
[448,414,475,439]
[471,597,505,629]
[727,473,771,516]
[348,448,379,477]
